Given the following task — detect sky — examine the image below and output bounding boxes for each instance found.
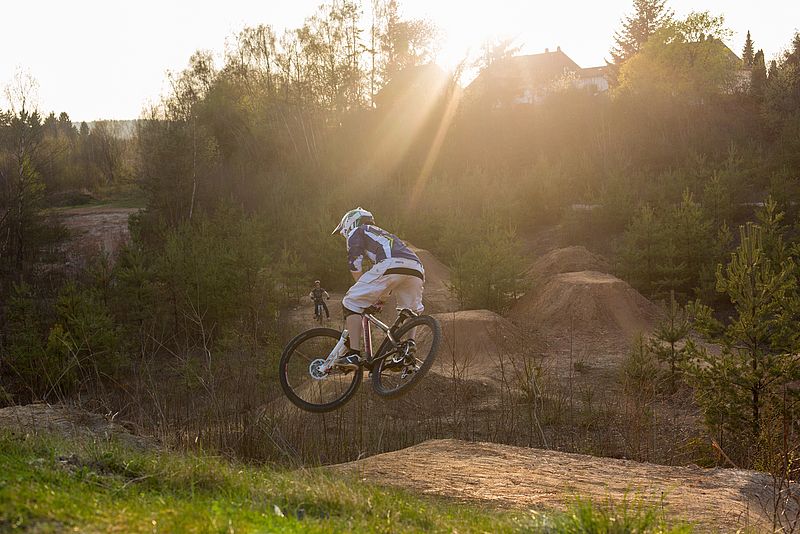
[2,0,798,122]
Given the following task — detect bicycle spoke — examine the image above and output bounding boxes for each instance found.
[372,316,440,399]
[280,328,363,412]
[293,349,314,362]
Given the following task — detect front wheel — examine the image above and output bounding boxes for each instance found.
[279,328,362,413]
[371,315,441,399]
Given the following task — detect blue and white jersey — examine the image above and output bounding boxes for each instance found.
[347,225,420,272]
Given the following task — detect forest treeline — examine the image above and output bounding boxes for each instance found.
[1,0,800,469]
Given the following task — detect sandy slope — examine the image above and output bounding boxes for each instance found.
[334,438,794,532]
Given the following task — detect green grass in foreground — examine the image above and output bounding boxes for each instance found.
[0,432,693,533]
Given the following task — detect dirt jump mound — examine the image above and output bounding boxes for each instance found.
[429,310,527,377]
[407,245,459,314]
[510,271,657,347]
[527,246,610,281]
[334,438,791,532]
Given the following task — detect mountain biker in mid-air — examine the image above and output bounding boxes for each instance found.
[309,280,330,320]
[331,207,425,368]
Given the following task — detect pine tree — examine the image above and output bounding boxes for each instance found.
[662,190,714,298]
[685,223,799,461]
[785,32,800,70]
[742,30,755,68]
[610,0,674,66]
[649,290,690,391]
[618,204,669,297]
[755,196,788,265]
[750,49,767,99]
[767,59,778,81]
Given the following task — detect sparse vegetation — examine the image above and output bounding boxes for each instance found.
[3,0,800,529]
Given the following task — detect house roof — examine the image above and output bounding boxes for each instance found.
[483,49,579,84]
[578,66,607,78]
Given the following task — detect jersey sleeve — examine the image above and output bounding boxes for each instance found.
[347,227,366,272]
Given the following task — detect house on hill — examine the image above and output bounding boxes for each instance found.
[574,65,609,94]
[466,47,609,107]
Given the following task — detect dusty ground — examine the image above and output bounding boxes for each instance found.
[334,438,794,532]
[56,206,139,268]
[0,403,158,451]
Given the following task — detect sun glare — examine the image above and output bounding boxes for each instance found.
[432,4,520,71]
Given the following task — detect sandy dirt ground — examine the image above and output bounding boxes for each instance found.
[334,438,794,532]
[57,206,139,264]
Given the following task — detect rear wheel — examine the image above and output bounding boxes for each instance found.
[371,315,441,399]
[279,328,362,412]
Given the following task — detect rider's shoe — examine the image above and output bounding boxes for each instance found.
[334,351,362,369]
[384,340,417,372]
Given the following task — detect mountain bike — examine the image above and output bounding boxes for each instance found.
[313,301,326,325]
[279,306,441,413]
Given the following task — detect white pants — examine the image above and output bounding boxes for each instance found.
[342,258,425,314]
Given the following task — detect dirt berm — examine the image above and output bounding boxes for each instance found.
[526,245,610,281]
[333,438,793,532]
[510,270,657,351]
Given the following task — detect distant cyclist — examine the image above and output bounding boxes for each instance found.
[331,207,425,368]
[309,280,330,321]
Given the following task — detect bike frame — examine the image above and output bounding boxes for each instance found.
[319,309,409,374]
[361,312,398,364]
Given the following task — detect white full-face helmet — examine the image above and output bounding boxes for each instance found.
[332,207,374,238]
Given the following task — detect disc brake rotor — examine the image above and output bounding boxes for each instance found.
[309,358,328,380]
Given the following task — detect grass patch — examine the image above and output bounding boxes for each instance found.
[49,185,146,211]
[538,497,694,533]
[0,431,694,532]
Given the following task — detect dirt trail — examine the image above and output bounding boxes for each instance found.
[334,439,791,532]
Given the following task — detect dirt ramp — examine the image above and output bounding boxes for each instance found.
[527,246,610,281]
[429,310,525,376]
[510,271,656,347]
[407,245,459,313]
[333,438,788,532]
